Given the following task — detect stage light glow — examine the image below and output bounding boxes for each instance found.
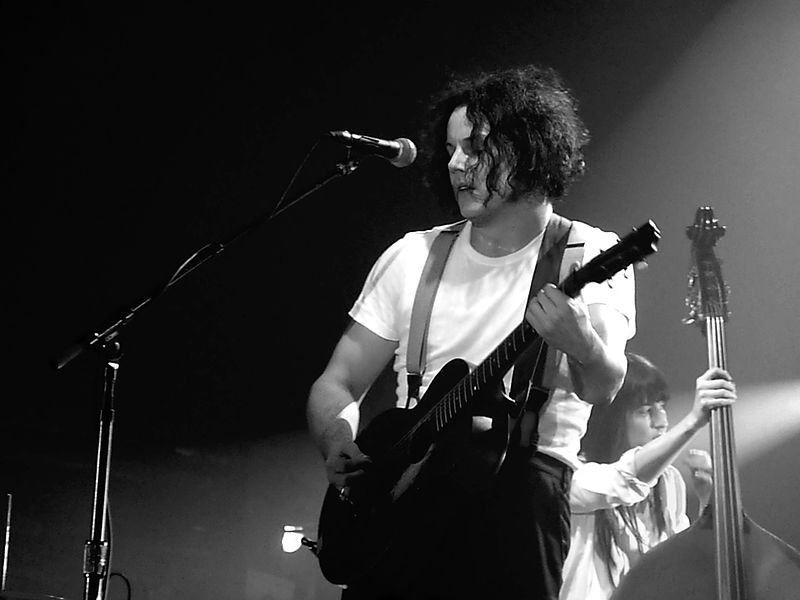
[668,379,800,465]
[281,525,304,553]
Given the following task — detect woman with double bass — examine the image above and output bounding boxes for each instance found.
[611,207,800,599]
[559,352,735,600]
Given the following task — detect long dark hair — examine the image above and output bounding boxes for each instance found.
[580,352,671,586]
[420,64,590,214]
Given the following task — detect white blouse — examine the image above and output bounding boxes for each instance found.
[559,447,690,600]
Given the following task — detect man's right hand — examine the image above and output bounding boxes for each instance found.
[325,440,372,492]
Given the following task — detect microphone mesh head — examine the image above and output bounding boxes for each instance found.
[392,138,418,168]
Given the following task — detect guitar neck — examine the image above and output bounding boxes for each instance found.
[426,321,540,434]
[423,261,598,434]
[414,220,659,437]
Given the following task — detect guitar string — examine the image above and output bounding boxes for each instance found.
[387,323,536,457]
[387,327,520,454]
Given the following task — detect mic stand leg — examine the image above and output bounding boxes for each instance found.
[83,341,121,600]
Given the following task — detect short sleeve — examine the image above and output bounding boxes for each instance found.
[347,237,408,342]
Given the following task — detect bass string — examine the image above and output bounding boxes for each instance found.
[707,312,746,596]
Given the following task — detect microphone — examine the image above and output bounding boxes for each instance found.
[327,130,417,168]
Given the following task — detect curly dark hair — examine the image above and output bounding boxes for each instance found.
[420,64,590,214]
[580,352,671,588]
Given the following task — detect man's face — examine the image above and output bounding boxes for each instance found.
[445,106,511,221]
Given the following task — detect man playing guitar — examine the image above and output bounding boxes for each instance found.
[307,63,636,600]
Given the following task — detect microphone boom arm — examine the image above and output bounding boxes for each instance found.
[52,157,360,371]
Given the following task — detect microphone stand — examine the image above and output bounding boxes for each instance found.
[52,154,362,600]
[81,341,119,600]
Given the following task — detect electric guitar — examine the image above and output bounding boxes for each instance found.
[315,220,661,586]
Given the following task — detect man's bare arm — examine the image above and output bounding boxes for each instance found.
[307,320,397,487]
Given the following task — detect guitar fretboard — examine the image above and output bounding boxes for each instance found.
[426,321,540,433]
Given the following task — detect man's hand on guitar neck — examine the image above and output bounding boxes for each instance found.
[525,282,596,363]
[525,280,628,405]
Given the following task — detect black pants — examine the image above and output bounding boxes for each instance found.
[342,448,573,600]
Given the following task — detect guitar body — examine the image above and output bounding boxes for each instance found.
[316,358,508,585]
[611,511,800,599]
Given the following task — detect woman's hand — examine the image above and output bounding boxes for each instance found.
[690,367,736,427]
[685,448,713,511]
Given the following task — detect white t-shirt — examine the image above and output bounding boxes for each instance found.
[348,214,636,469]
[559,448,691,600]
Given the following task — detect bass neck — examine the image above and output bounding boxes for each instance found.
[706,313,747,599]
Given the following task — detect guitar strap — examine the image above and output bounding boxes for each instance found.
[508,214,578,434]
[405,220,467,407]
[405,214,585,421]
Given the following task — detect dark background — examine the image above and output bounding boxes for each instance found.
[4,2,800,599]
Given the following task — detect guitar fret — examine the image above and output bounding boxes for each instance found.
[430,326,532,435]
[503,339,514,369]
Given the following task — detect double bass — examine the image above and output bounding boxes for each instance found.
[612,207,800,599]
